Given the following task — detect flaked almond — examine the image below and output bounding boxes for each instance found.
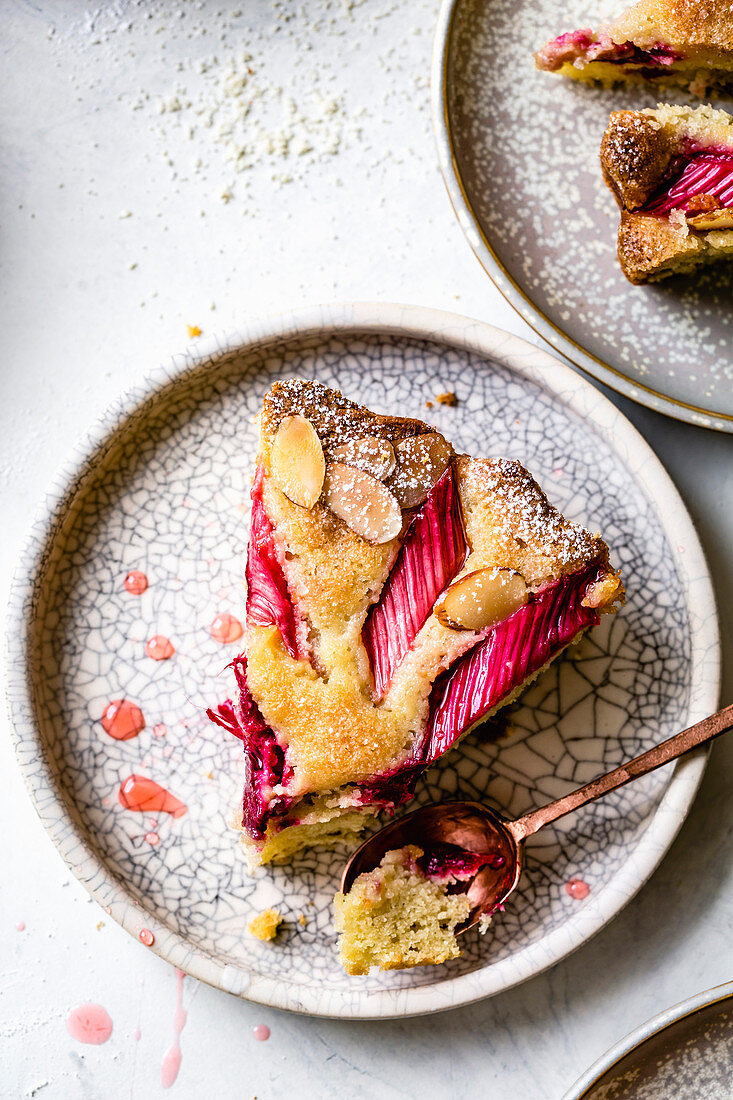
[435,568,528,631]
[686,207,733,231]
[270,414,325,509]
[331,435,396,481]
[323,462,402,544]
[388,432,452,509]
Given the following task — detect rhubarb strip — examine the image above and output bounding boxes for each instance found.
[363,466,467,698]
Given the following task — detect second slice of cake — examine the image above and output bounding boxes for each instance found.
[209,380,623,866]
[600,103,733,282]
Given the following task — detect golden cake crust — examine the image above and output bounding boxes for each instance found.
[601,104,733,282]
[611,0,733,52]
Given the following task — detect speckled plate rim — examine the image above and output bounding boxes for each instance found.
[562,980,733,1099]
[5,303,720,1019]
[430,0,733,434]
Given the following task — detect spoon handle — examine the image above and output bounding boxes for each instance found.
[512,702,733,841]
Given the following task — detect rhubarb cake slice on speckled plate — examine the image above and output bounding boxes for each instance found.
[208,380,623,867]
[535,0,733,94]
[600,103,733,283]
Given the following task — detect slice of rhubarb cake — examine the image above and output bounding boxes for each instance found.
[208,380,623,867]
[600,103,733,282]
[535,0,733,95]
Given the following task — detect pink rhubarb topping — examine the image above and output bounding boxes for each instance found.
[246,466,305,661]
[363,466,467,698]
[642,152,733,215]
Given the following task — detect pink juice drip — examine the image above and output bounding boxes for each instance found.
[145,831,160,846]
[145,635,175,661]
[66,1003,114,1045]
[210,612,244,644]
[160,970,187,1089]
[15,920,25,932]
[133,1026,142,1041]
[124,570,148,595]
[139,928,155,947]
[153,723,167,738]
[101,699,145,741]
[253,1024,270,1042]
[565,878,590,900]
[118,775,187,818]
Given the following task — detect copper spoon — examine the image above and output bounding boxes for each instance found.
[341,703,733,933]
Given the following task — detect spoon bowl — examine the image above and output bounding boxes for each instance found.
[340,801,523,933]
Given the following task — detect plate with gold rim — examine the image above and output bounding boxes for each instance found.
[432,0,733,432]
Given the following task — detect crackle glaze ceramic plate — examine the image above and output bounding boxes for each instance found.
[6,304,720,1018]
[564,981,733,1099]
[432,0,733,432]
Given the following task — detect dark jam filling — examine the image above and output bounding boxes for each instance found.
[417,842,505,884]
[537,29,681,72]
[641,152,733,216]
[207,656,294,838]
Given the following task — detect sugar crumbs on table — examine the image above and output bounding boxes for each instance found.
[187,324,202,337]
[436,391,458,406]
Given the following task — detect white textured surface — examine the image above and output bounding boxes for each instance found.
[1,2,732,1098]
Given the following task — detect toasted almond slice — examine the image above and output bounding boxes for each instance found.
[435,568,528,631]
[388,432,452,509]
[686,208,733,231]
[270,414,326,509]
[323,463,402,544]
[331,436,396,481]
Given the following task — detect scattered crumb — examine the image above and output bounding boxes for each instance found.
[297,913,307,927]
[436,391,458,406]
[96,921,105,930]
[248,908,283,941]
[425,400,434,409]
[186,324,202,338]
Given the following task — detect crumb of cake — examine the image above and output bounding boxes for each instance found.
[425,400,434,409]
[436,391,458,406]
[248,908,283,941]
[186,324,202,338]
[298,913,307,927]
[333,846,471,975]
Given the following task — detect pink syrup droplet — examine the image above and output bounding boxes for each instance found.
[253,1024,270,1042]
[145,635,175,661]
[565,878,590,900]
[66,1003,114,1045]
[139,928,155,947]
[144,832,160,846]
[160,969,187,1089]
[153,723,167,738]
[15,920,25,932]
[101,699,145,741]
[209,612,243,644]
[124,570,148,595]
[103,906,112,916]
[133,1026,142,1041]
[118,775,187,818]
